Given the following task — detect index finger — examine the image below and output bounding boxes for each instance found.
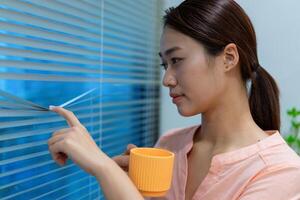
[123,144,137,155]
[50,106,81,127]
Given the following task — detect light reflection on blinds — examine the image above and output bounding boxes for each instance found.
[0,0,162,199]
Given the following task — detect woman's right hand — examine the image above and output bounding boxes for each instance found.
[112,144,137,172]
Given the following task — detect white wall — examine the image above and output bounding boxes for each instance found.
[159,0,300,135]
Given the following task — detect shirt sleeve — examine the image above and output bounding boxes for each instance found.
[238,166,300,200]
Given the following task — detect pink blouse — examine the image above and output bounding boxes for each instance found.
[147,125,300,200]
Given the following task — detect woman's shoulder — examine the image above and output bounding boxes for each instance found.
[154,124,199,151]
[259,132,300,168]
[240,159,300,199]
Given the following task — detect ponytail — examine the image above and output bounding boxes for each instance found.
[249,65,280,131]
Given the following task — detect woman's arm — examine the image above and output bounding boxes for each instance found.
[48,106,143,200]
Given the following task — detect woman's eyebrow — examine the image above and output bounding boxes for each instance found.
[158,46,182,57]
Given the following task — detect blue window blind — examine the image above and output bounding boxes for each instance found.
[0,0,162,199]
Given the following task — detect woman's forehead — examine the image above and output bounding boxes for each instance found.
[160,27,204,57]
[161,27,189,45]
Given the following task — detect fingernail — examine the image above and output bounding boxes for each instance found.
[49,105,56,110]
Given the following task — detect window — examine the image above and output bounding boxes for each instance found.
[0,0,162,199]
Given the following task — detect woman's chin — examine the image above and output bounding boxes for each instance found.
[177,107,198,117]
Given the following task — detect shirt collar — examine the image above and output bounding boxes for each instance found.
[183,125,285,166]
[211,131,284,166]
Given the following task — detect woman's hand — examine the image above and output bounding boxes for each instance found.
[48,106,144,200]
[48,106,108,176]
[112,144,137,172]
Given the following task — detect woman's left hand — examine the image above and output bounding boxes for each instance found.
[48,106,107,176]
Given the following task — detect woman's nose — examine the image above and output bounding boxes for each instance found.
[162,70,177,87]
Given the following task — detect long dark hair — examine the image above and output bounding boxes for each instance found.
[163,0,280,131]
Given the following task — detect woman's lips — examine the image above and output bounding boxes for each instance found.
[172,95,184,104]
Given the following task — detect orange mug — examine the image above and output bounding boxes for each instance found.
[129,148,175,197]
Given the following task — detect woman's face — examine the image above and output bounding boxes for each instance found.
[159,26,227,116]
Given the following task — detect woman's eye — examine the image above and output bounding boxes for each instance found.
[171,58,182,65]
[160,58,182,71]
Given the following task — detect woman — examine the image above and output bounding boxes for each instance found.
[48,0,300,199]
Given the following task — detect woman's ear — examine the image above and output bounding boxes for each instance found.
[223,43,239,72]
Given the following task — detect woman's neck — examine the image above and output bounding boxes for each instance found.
[196,88,269,155]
